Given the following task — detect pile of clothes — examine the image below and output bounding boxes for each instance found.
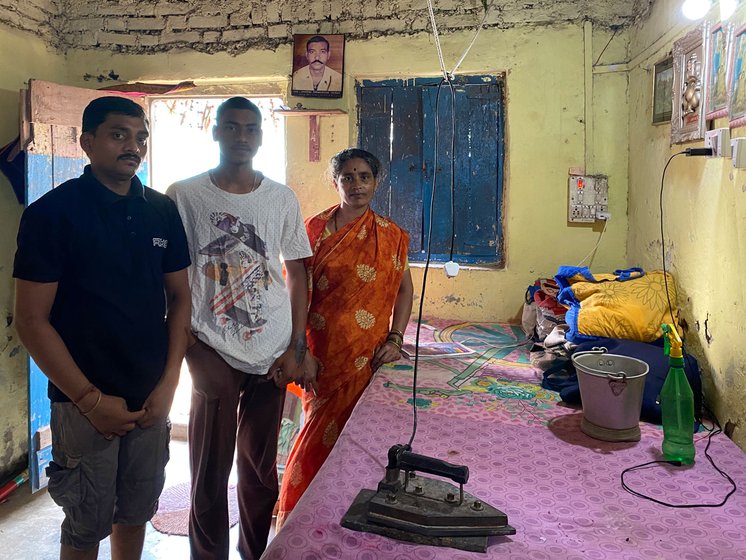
[522,267,703,424]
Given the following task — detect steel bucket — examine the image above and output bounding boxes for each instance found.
[571,347,649,442]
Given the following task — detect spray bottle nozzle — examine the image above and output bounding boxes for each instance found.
[661,324,683,359]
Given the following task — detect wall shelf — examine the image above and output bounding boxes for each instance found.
[275,108,347,161]
[274,109,347,116]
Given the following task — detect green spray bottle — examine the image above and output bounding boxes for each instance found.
[659,324,695,464]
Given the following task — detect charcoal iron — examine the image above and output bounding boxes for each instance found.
[341,444,515,552]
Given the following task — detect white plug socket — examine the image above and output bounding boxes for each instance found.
[732,137,746,168]
[444,261,460,278]
[705,128,731,158]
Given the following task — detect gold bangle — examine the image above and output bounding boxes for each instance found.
[73,383,95,405]
[389,328,404,338]
[79,390,102,416]
[386,339,402,350]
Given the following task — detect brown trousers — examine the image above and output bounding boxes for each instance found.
[186,340,285,560]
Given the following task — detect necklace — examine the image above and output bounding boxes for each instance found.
[210,170,261,193]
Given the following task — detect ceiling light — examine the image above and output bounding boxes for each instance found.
[682,0,712,19]
[721,0,738,19]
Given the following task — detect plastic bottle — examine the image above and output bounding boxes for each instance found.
[659,324,695,465]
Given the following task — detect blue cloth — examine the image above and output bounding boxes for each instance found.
[552,337,702,427]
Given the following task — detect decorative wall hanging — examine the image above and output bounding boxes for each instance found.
[653,57,674,125]
[672,24,709,144]
[705,22,732,120]
[728,24,746,128]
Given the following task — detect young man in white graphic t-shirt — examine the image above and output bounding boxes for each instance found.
[167,97,318,560]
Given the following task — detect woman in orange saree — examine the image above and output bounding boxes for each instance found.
[276,149,414,528]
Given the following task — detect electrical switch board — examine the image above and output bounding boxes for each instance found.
[568,175,608,223]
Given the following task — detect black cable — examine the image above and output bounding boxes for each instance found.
[621,419,736,508]
[407,80,445,447]
[406,76,459,448]
[447,78,456,261]
[659,151,686,327]
[620,148,736,508]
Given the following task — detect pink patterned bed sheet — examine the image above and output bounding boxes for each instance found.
[262,321,746,560]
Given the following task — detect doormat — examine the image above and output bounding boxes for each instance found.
[150,482,239,536]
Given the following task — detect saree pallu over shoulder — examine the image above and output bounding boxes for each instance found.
[304,206,409,397]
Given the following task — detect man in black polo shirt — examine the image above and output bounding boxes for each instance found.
[13,96,191,560]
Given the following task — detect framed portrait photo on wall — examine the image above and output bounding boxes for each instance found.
[728,25,746,128]
[705,22,732,120]
[652,57,673,125]
[291,34,345,99]
[672,24,709,144]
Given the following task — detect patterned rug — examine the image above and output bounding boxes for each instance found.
[150,482,239,536]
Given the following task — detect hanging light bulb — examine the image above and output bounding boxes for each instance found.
[721,0,738,19]
[682,0,712,19]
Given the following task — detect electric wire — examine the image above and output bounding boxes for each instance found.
[575,217,608,267]
[659,151,685,327]
[593,28,619,66]
[621,419,737,508]
[620,150,737,508]
[425,0,449,81]
[447,79,456,261]
[450,5,490,76]
[406,0,489,448]
[406,77,458,448]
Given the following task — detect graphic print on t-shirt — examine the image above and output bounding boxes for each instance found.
[199,211,271,340]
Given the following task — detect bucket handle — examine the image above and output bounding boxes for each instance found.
[607,371,627,382]
[574,346,608,357]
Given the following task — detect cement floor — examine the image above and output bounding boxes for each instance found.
[0,439,266,560]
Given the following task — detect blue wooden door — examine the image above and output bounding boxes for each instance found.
[23,80,148,491]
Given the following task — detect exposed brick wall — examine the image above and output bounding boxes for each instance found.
[25,0,649,54]
[0,0,61,42]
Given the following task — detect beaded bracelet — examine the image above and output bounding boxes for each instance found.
[79,390,102,416]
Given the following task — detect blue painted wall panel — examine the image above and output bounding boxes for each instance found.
[27,153,89,491]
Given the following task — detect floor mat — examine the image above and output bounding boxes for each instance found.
[150,482,239,536]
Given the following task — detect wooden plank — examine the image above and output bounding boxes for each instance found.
[390,86,423,254]
[29,79,146,127]
[421,82,455,257]
[309,115,320,162]
[35,426,52,449]
[52,125,84,159]
[275,109,347,116]
[27,123,52,155]
[19,88,31,150]
[455,83,502,262]
[26,152,53,204]
[358,86,392,217]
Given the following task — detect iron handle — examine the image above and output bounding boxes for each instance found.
[397,449,469,485]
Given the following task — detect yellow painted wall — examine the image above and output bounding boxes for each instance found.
[0,21,636,475]
[63,24,630,322]
[0,26,65,479]
[628,0,746,450]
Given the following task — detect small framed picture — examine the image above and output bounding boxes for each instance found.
[652,57,673,125]
[291,34,345,99]
[672,24,709,144]
[728,25,746,128]
[705,23,732,120]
